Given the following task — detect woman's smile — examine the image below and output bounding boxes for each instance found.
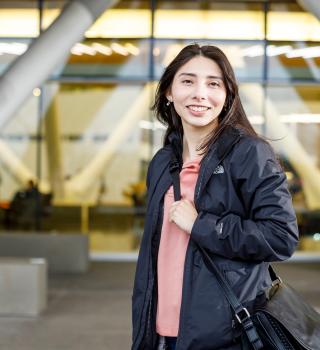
[186,104,212,116]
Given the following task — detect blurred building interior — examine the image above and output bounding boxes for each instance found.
[0,0,320,258]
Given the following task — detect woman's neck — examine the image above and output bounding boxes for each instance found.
[182,129,206,163]
[181,122,218,162]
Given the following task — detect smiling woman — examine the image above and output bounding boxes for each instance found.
[152,44,258,158]
[131,44,299,350]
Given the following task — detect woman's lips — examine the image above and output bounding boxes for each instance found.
[187,105,211,116]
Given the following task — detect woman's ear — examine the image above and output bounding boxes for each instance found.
[166,94,173,103]
[165,89,172,102]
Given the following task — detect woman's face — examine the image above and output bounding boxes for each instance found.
[167,55,227,133]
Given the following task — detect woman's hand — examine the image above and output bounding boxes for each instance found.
[169,199,198,234]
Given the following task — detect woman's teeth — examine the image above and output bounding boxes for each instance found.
[188,106,210,112]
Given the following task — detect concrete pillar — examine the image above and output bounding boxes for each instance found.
[297,0,320,21]
[43,84,65,199]
[0,139,50,192]
[0,0,118,130]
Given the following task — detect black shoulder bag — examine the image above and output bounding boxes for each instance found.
[169,156,320,350]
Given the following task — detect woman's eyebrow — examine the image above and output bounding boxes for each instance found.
[178,72,223,80]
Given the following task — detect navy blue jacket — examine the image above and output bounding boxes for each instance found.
[131,126,299,350]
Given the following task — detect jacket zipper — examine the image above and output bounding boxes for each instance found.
[175,151,207,350]
[176,136,241,349]
[195,150,214,201]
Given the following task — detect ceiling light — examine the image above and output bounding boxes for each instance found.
[71,43,96,56]
[33,88,41,97]
[286,46,320,58]
[92,43,112,55]
[241,45,264,57]
[110,43,129,56]
[267,45,292,56]
[0,42,28,55]
[124,43,140,56]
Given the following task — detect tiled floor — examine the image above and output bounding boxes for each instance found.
[0,261,318,350]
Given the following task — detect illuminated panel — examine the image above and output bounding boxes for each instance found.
[154,10,264,40]
[86,9,151,38]
[2,8,320,42]
[267,11,320,41]
[0,9,151,38]
[42,9,61,30]
[0,9,39,37]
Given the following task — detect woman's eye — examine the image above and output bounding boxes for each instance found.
[182,79,193,85]
[209,81,220,87]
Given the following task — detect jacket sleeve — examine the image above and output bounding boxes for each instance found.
[190,138,299,262]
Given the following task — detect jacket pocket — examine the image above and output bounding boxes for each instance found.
[221,263,267,303]
[185,264,235,348]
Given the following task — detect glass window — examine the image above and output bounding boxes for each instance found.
[0,90,41,201]
[239,82,265,129]
[0,81,154,251]
[265,85,320,214]
[58,39,150,79]
[47,82,153,250]
[153,40,264,82]
[2,0,320,253]
[49,82,153,206]
[267,42,320,81]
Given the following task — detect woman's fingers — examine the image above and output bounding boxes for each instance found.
[168,200,198,233]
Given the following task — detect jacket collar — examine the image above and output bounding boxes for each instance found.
[167,126,243,206]
[215,126,243,160]
[195,126,243,205]
[148,124,242,211]
[168,125,243,164]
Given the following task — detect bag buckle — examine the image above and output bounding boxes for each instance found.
[235,308,251,324]
[271,277,282,287]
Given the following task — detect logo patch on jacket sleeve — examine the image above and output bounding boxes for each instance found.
[213,165,224,174]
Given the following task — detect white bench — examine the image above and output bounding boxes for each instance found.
[0,257,47,316]
[0,233,89,273]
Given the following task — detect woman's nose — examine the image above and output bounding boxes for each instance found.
[192,83,207,101]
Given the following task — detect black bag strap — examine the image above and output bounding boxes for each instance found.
[169,153,181,201]
[169,156,264,350]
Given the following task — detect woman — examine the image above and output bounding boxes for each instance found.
[131,44,298,350]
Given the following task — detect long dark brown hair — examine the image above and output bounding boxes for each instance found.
[152,44,259,153]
